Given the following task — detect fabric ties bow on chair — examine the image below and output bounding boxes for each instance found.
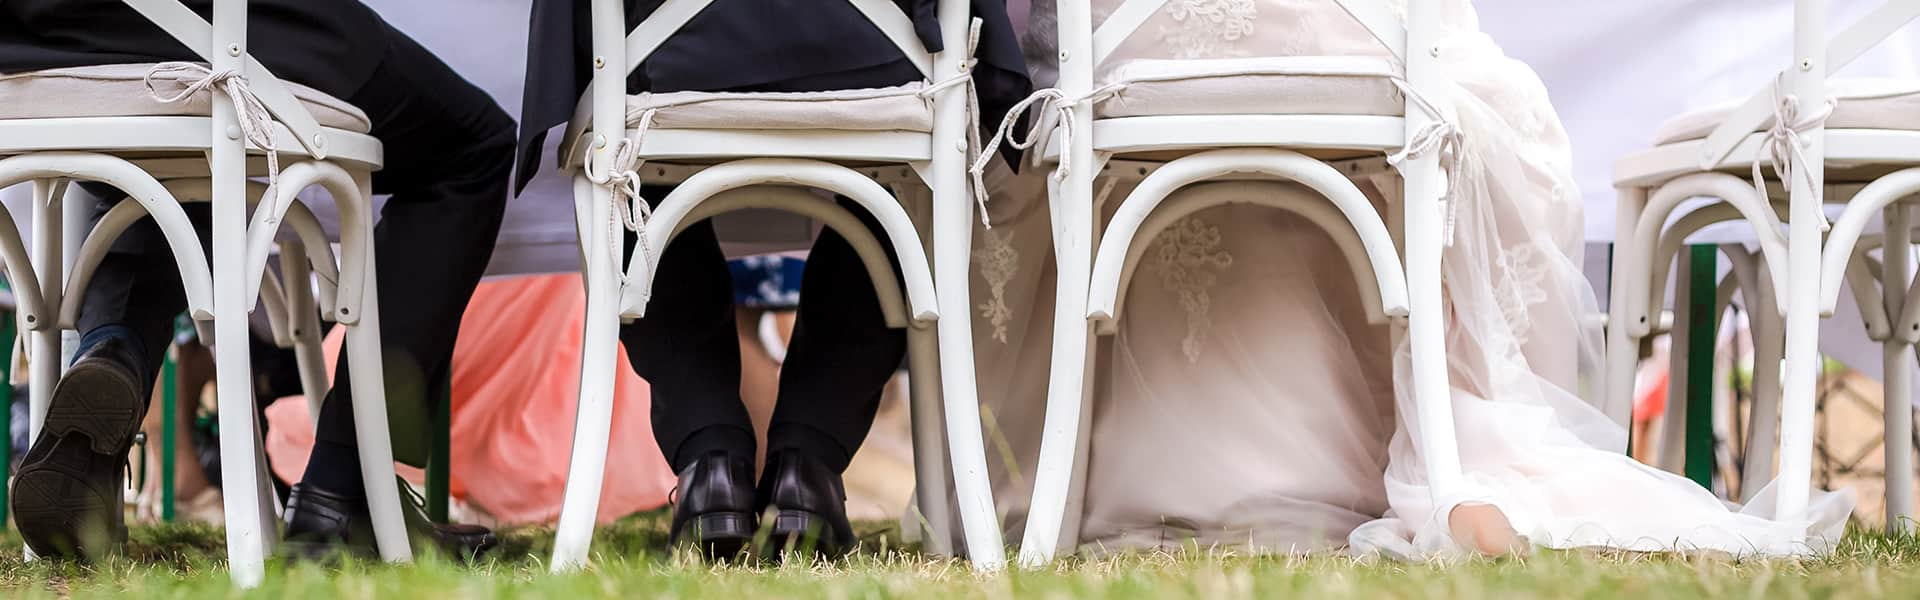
[1750,75,1838,230]
[144,62,284,191]
[1388,77,1466,246]
[970,82,1126,229]
[582,110,659,287]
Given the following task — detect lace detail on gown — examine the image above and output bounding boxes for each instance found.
[975,228,1019,343]
[1494,242,1548,345]
[1148,216,1234,362]
[1157,0,1259,59]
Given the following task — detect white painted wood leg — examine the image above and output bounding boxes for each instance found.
[342,171,411,563]
[1883,202,1915,533]
[905,325,954,556]
[551,174,623,572]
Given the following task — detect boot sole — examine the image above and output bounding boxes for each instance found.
[12,360,145,559]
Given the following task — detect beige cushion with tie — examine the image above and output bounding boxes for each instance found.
[1095,56,1405,119]
[1652,78,1920,145]
[0,63,372,132]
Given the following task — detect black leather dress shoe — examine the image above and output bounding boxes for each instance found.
[757,449,855,558]
[668,452,757,559]
[13,336,149,560]
[282,477,498,562]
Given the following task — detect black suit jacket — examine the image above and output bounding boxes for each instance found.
[515,0,1031,192]
[0,0,389,98]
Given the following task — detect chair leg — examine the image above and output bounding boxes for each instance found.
[339,172,412,563]
[1604,187,1650,435]
[26,179,61,448]
[22,178,62,562]
[551,176,623,572]
[1658,253,1694,475]
[279,242,331,423]
[905,326,954,556]
[211,179,270,585]
[1883,203,1915,533]
[1401,156,1468,536]
[1019,174,1097,568]
[930,168,1006,569]
[1728,247,1783,502]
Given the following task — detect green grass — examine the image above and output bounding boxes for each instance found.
[1,514,1917,598]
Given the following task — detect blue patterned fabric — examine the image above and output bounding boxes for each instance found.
[729,255,805,309]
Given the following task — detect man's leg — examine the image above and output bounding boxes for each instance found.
[614,185,757,555]
[768,201,905,471]
[617,208,754,469]
[759,199,905,555]
[278,24,510,557]
[12,186,204,558]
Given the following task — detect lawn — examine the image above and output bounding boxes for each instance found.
[1,513,1916,598]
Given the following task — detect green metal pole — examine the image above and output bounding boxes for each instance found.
[426,371,450,523]
[160,345,177,522]
[1685,245,1718,488]
[0,312,17,529]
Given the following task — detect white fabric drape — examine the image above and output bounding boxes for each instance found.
[970,0,1853,559]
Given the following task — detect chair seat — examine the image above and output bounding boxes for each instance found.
[625,83,934,133]
[1094,56,1404,119]
[1652,78,1920,145]
[0,63,371,132]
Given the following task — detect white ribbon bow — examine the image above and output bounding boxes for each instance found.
[1752,76,1837,230]
[970,82,1126,229]
[1387,77,1466,245]
[145,62,283,190]
[582,108,660,286]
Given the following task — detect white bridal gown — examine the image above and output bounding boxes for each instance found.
[964,0,1854,558]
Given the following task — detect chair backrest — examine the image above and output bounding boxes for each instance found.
[1696,0,1920,171]
[1050,0,1438,144]
[115,0,331,159]
[580,0,972,152]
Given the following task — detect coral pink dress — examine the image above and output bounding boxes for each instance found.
[265,273,677,524]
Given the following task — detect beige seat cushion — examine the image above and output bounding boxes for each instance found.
[624,84,934,132]
[0,63,371,132]
[1095,56,1404,119]
[1652,78,1920,145]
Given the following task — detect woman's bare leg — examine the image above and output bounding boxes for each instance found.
[736,307,779,473]
[1449,502,1527,557]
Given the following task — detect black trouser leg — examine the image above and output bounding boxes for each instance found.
[297,26,514,494]
[618,185,752,471]
[767,199,904,473]
[71,185,208,387]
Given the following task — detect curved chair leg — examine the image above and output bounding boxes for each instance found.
[552,175,623,572]
[280,241,332,424]
[1400,150,1468,532]
[1018,166,1098,567]
[336,171,412,563]
[905,325,954,556]
[1604,187,1649,432]
[1657,250,1696,475]
[26,178,61,449]
[1884,203,1916,533]
[1722,245,1781,500]
[21,178,63,563]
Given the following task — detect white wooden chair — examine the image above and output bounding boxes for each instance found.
[552,0,1006,571]
[0,0,408,584]
[1004,0,1464,565]
[1609,0,1920,539]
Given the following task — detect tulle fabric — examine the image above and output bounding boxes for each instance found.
[972,0,1853,558]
